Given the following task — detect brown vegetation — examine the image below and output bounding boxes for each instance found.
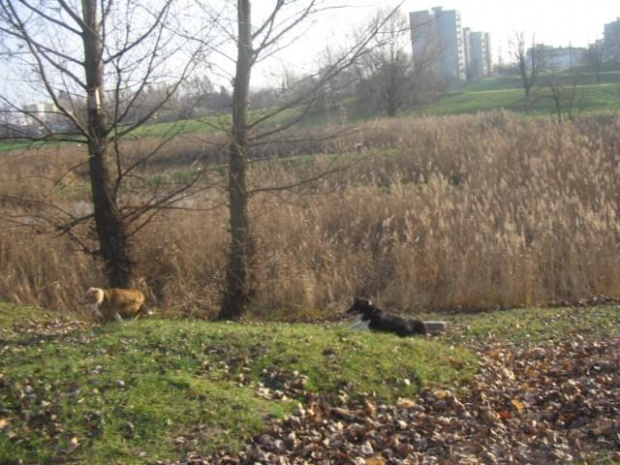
[1,111,619,319]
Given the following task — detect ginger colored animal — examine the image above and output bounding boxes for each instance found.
[79,287,146,323]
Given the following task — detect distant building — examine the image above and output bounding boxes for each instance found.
[0,123,29,139]
[409,9,436,60]
[19,102,79,136]
[464,30,492,79]
[527,45,586,71]
[549,46,585,70]
[23,102,57,124]
[409,7,467,81]
[603,17,620,61]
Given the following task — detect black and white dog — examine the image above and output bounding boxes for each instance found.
[346,297,427,337]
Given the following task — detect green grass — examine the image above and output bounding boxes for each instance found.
[415,82,620,117]
[437,305,620,346]
[128,116,226,139]
[0,139,65,153]
[130,106,305,139]
[417,87,526,115]
[415,66,620,117]
[0,302,475,464]
[456,68,620,93]
[145,169,203,187]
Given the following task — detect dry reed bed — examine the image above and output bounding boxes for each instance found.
[1,112,619,318]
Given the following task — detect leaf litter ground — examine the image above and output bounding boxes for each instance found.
[177,306,620,465]
[1,305,619,464]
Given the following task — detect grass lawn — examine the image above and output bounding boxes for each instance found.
[0,139,64,153]
[438,305,620,346]
[415,83,620,117]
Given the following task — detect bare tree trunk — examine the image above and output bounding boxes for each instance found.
[386,65,399,117]
[82,0,132,288]
[518,56,534,114]
[524,85,532,114]
[219,0,253,320]
[513,32,541,115]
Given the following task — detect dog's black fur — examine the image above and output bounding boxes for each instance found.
[346,297,427,337]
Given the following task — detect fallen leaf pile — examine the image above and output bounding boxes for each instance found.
[3,317,90,341]
[165,335,620,464]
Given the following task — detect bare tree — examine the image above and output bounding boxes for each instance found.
[170,76,216,119]
[205,1,400,320]
[584,41,604,84]
[543,72,579,122]
[511,32,547,113]
[356,10,440,116]
[356,12,412,117]
[0,0,206,288]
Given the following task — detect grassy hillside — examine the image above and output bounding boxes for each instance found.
[2,302,619,463]
[0,302,476,464]
[417,73,620,117]
[1,67,618,154]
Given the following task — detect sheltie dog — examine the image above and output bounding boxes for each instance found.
[79,287,146,323]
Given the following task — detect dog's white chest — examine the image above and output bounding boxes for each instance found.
[349,315,370,331]
[87,303,103,319]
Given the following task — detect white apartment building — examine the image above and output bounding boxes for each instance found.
[409,7,467,81]
[23,102,57,124]
[603,17,620,61]
[464,30,492,79]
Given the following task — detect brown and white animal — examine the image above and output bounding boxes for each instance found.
[79,287,146,323]
[346,297,427,337]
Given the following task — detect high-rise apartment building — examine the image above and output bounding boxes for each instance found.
[409,10,435,59]
[603,17,620,61]
[23,102,57,124]
[464,30,492,79]
[409,7,467,81]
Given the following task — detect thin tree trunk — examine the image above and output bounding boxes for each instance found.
[219,0,253,320]
[82,0,132,288]
[524,85,531,114]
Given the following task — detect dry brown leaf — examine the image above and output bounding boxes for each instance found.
[396,397,416,408]
[498,410,513,420]
[592,418,616,436]
[511,399,525,412]
[363,399,377,417]
[365,457,386,465]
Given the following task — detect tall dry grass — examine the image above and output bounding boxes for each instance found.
[1,111,619,318]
